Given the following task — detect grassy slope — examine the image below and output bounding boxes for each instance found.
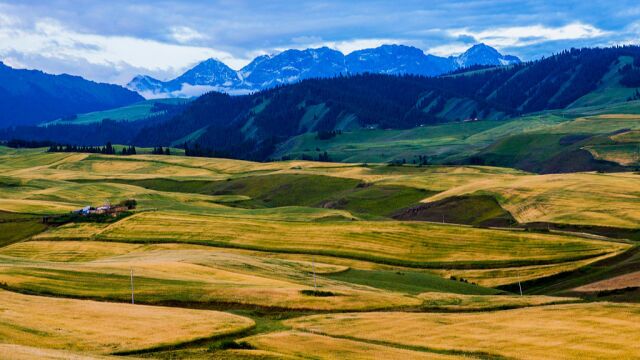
[0,289,253,355]
[95,176,432,217]
[0,241,424,311]
[0,147,638,357]
[503,246,640,297]
[0,211,48,247]
[273,120,504,163]
[326,269,499,295]
[286,303,640,360]
[393,195,515,227]
[87,211,626,268]
[43,98,187,126]
[274,105,640,174]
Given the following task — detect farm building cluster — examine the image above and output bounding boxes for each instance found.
[74,199,137,216]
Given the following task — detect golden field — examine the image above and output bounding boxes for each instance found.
[0,147,639,359]
[286,303,640,359]
[1,149,639,228]
[0,290,254,354]
[241,331,460,359]
[0,241,419,311]
[87,211,627,267]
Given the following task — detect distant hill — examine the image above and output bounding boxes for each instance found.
[0,62,143,127]
[127,46,639,161]
[4,45,640,174]
[127,43,520,98]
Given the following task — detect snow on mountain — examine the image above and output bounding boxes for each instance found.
[242,47,347,89]
[346,45,456,76]
[455,43,521,68]
[128,43,520,98]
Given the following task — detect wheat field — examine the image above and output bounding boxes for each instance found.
[0,290,254,354]
[286,303,640,359]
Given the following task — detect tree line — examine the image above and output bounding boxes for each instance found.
[47,142,137,156]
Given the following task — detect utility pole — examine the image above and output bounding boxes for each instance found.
[518,271,523,296]
[130,268,135,304]
[636,143,640,171]
[312,257,317,291]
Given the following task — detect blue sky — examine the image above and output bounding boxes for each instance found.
[0,0,639,84]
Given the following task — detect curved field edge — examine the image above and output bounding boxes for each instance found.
[283,302,640,360]
[80,211,628,269]
[0,289,255,355]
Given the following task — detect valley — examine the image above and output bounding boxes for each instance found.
[0,146,638,358]
[0,16,639,357]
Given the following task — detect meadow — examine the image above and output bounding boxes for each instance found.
[285,303,640,359]
[0,289,254,354]
[0,146,638,358]
[43,99,189,126]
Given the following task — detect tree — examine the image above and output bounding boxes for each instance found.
[119,199,137,209]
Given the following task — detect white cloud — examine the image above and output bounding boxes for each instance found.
[139,83,253,99]
[170,26,207,43]
[450,22,608,48]
[426,43,472,57]
[0,17,250,83]
[324,38,407,54]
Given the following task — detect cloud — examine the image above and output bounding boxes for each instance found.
[139,83,253,100]
[0,17,249,83]
[0,1,637,84]
[426,43,475,57]
[450,22,608,48]
[170,26,207,44]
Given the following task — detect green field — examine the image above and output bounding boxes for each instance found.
[272,110,640,175]
[0,146,638,358]
[43,98,189,126]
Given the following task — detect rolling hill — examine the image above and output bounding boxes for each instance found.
[0,146,638,358]
[3,45,640,174]
[130,46,640,163]
[0,62,143,127]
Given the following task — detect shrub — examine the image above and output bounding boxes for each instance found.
[210,340,255,351]
[119,199,137,209]
[300,289,336,297]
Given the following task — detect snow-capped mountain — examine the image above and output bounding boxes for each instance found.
[128,43,520,98]
[454,43,521,67]
[242,47,347,89]
[345,45,456,76]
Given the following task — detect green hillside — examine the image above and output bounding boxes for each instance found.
[43,98,189,126]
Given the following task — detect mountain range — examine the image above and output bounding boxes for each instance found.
[0,62,143,127]
[127,43,521,98]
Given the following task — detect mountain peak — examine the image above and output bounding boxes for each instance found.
[456,43,520,68]
[128,43,520,98]
[463,43,501,56]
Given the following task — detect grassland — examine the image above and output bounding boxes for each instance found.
[0,146,638,358]
[6,147,638,229]
[0,211,47,247]
[241,331,461,359]
[43,99,188,126]
[286,303,640,359]
[423,171,640,228]
[81,211,627,268]
[0,241,424,311]
[0,344,116,360]
[0,289,254,354]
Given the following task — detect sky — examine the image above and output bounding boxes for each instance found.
[0,0,639,85]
